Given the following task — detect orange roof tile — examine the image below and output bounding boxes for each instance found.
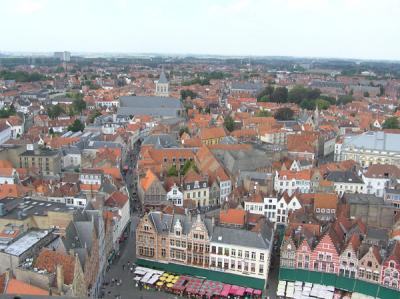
[6,279,48,296]
[35,249,76,285]
[220,209,246,226]
[314,193,338,210]
[140,169,157,191]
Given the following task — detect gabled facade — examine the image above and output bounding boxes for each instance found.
[358,245,382,284]
[310,232,340,274]
[339,234,361,279]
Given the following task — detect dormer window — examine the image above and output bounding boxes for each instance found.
[390,261,395,268]
[203,183,206,188]
[175,230,181,236]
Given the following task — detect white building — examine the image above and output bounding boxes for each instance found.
[274,170,311,196]
[337,131,400,168]
[0,123,11,145]
[244,194,301,225]
[62,147,81,169]
[155,69,169,97]
[166,184,184,206]
[209,223,274,287]
[6,117,24,139]
[79,169,103,185]
[326,171,364,196]
[276,194,301,225]
[362,164,400,198]
[0,168,18,184]
[105,191,131,249]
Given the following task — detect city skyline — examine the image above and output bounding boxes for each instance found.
[1,0,400,61]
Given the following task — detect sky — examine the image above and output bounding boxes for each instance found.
[1,0,399,60]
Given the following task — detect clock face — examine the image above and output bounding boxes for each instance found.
[287,244,292,250]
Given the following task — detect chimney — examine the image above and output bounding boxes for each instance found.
[56,264,64,293]
[211,216,215,227]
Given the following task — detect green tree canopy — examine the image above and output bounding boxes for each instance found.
[179,127,190,137]
[382,117,400,129]
[224,115,235,132]
[337,95,354,105]
[271,87,288,103]
[256,110,272,117]
[0,105,16,118]
[167,165,178,177]
[274,107,294,120]
[68,119,85,132]
[288,85,321,104]
[47,104,65,119]
[257,85,274,101]
[88,110,102,123]
[72,98,87,114]
[180,90,198,100]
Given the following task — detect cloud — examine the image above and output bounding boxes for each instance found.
[208,0,251,16]
[14,0,45,15]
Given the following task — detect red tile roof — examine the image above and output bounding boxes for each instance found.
[220,209,246,226]
[35,249,76,285]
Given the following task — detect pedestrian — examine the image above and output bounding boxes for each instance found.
[122,264,125,270]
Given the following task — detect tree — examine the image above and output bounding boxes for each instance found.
[0,106,16,118]
[167,165,178,177]
[88,110,102,123]
[274,107,294,120]
[224,115,235,132]
[288,85,321,104]
[382,117,400,129]
[379,85,385,96]
[180,90,198,100]
[47,104,65,119]
[337,95,354,105]
[315,99,330,110]
[257,85,274,101]
[256,110,272,117]
[72,98,87,114]
[271,87,288,103]
[180,160,196,176]
[68,119,85,132]
[300,99,315,110]
[179,127,189,137]
[363,91,370,98]
[49,128,54,135]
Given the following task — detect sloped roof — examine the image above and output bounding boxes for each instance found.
[5,279,48,296]
[35,249,76,285]
[220,209,246,226]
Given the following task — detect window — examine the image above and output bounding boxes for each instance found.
[161,248,166,257]
[251,263,256,273]
[230,259,235,269]
[238,250,242,258]
[231,249,236,256]
[251,252,256,260]
[260,253,264,261]
[245,251,249,259]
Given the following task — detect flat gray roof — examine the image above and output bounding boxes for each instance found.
[118,96,182,117]
[343,131,400,153]
[4,230,50,256]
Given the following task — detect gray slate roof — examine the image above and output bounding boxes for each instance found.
[142,134,179,149]
[211,223,273,250]
[342,131,400,153]
[158,70,169,84]
[326,171,364,184]
[118,96,182,117]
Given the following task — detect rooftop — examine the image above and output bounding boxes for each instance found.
[0,197,77,220]
[342,131,400,153]
[2,230,52,256]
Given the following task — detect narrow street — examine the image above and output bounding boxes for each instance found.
[102,214,177,299]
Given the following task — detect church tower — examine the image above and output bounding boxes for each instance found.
[314,105,320,129]
[155,68,169,97]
